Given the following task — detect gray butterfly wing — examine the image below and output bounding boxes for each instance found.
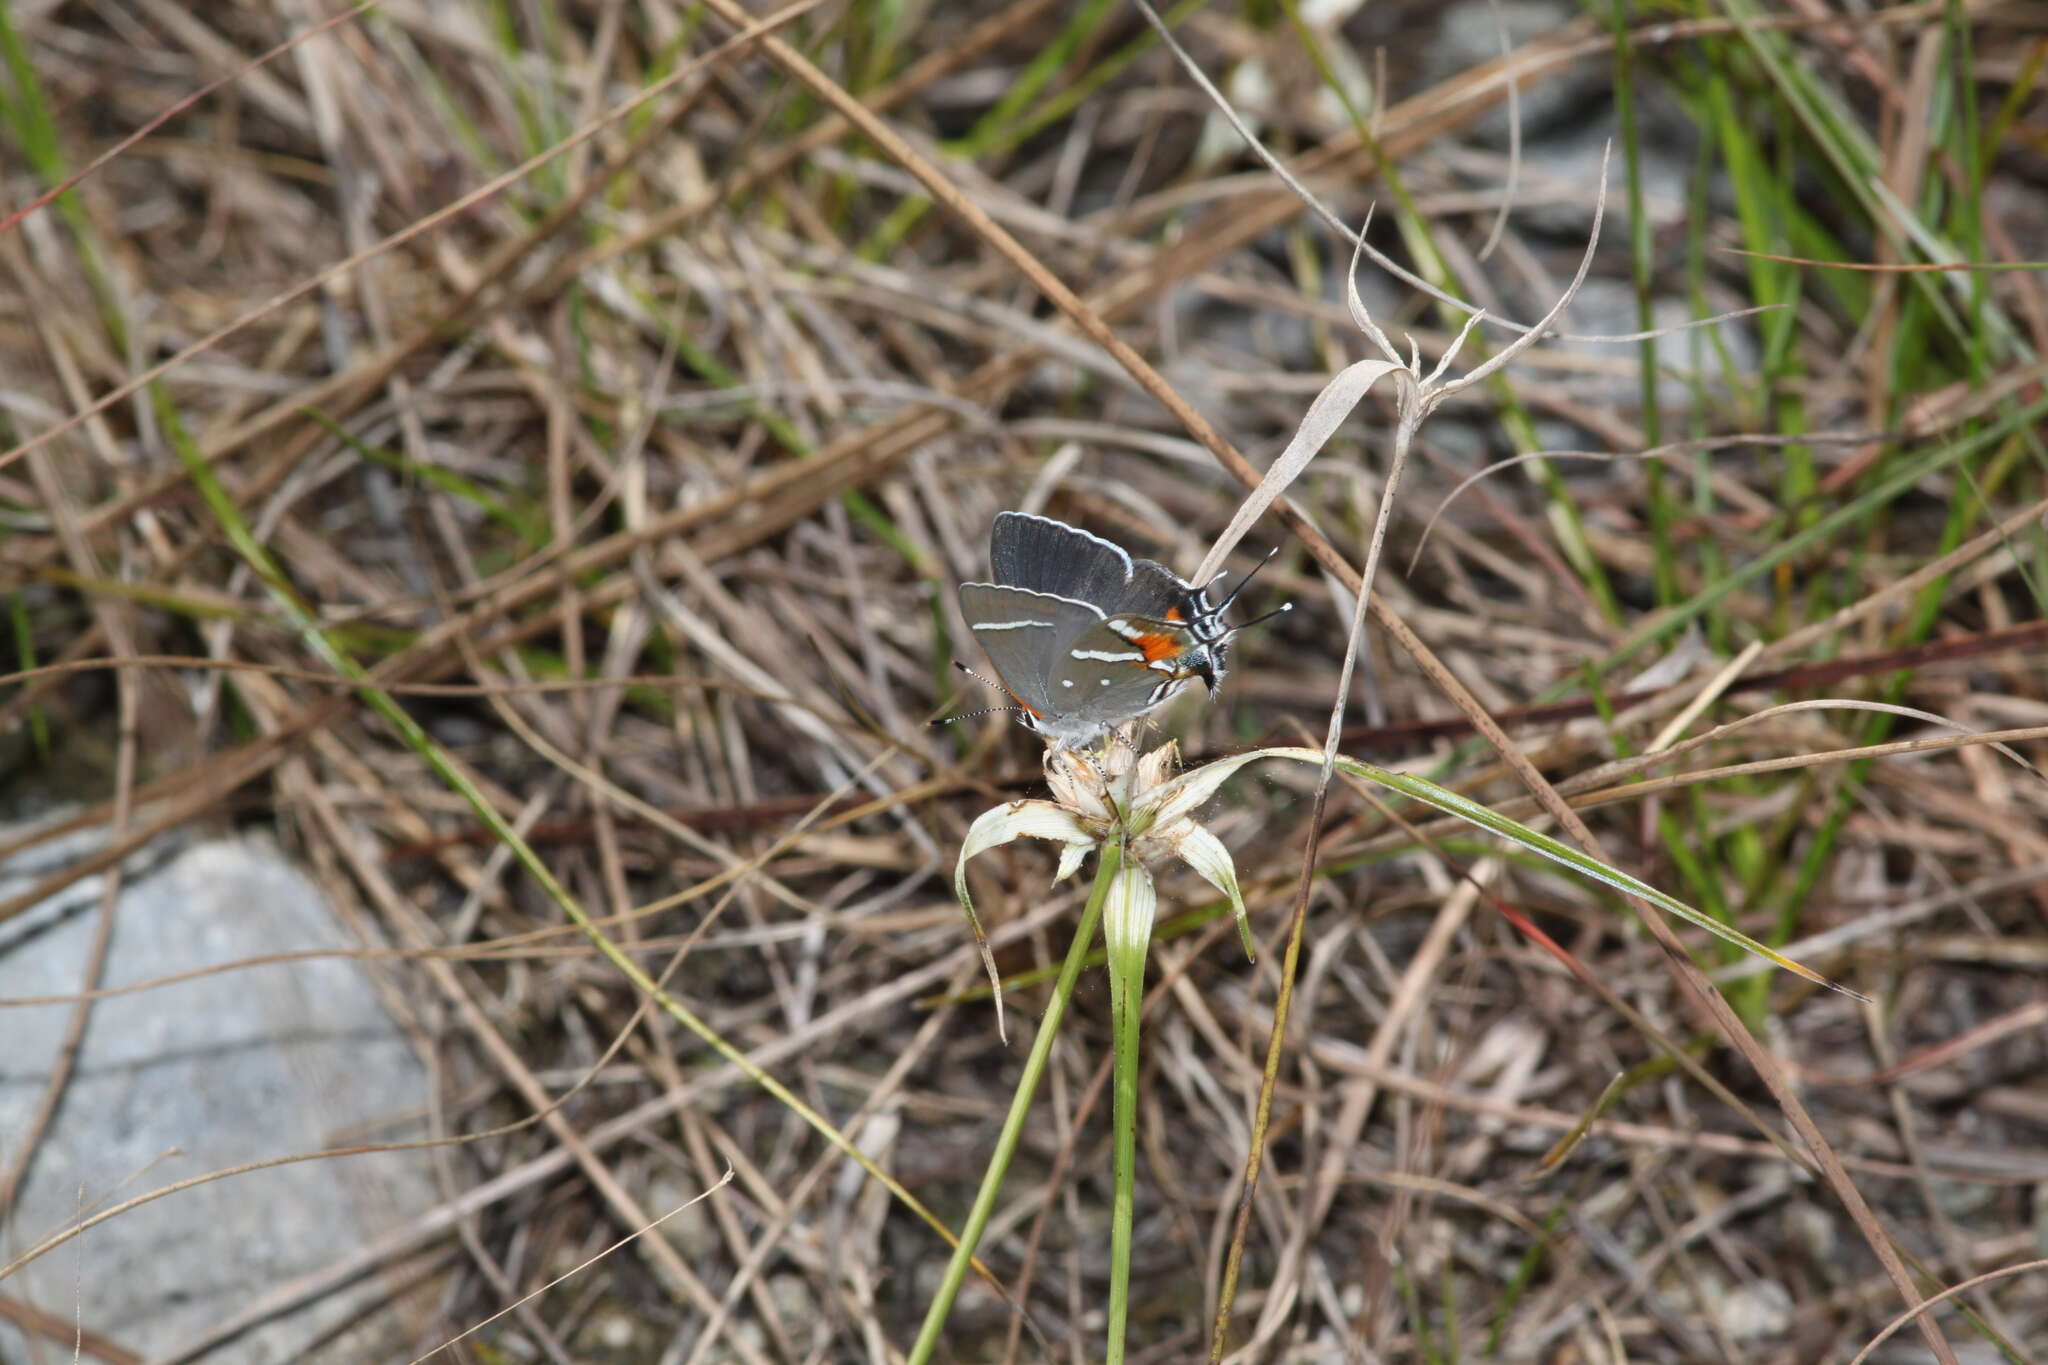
[1120,558,1202,620]
[990,512,1136,608]
[960,582,1105,718]
[1046,615,1199,728]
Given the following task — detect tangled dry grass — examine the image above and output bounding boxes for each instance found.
[3,1,2048,1361]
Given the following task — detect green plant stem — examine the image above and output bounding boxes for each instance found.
[1106,858,1142,1364]
[908,841,1121,1365]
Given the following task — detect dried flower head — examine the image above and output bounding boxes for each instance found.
[954,728,1255,1039]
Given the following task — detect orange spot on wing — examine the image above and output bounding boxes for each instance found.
[1133,631,1183,664]
[1164,606,1185,622]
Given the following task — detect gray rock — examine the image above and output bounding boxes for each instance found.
[0,827,434,1363]
[1424,0,1592,142]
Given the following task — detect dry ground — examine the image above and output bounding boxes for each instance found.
[3,1,2048,1361]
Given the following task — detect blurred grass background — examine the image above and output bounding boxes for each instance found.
[2,0,2047,1360]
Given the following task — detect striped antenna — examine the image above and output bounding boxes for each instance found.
[1225,601,1293,637]
[930,661,1027,728]
[1204,545,1279,617]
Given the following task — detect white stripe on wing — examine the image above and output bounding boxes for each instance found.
[961,581,1107,619]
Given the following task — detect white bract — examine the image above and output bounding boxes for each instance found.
[953,730,1256,1040]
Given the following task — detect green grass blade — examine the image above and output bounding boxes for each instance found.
[300,408,548,547]
[908,842,1119,1365]
[1328,754,1861,998]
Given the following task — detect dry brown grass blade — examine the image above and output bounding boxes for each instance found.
[1115,26,1877,1348]
[0,726,1013,1326]
[0,0,1072,573]
[1109,98,1963,1365]
[400,1170,735,1365]
[0,1293,139,1365]
[3,0,1541,658]
[1721,246,2048,272]
[119,920,1033,1363]
[0,0,825,483]
[637,20,1653,1355]
[1847,1259,2048,1365]
[6,692,762,1324]
[6,1,2041,1357]
[0,306,147,1226]
[3,10,1549,921]
[0,3,383,239]
[1370,609,1962,1360]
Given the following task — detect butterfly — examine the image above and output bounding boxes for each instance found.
[957,512,1284,749]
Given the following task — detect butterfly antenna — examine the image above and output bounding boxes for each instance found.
[932,660,1027,727]
[930,704,1025,728]
[954,660,1008,690]
[1224,601,1293,637]
[1207,546,1280,616]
